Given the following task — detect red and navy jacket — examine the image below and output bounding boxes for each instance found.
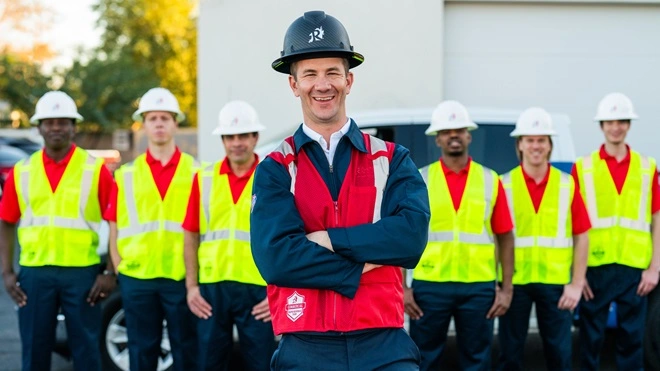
[250,121,430,334]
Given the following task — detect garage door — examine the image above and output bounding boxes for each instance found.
[443,1,660,159]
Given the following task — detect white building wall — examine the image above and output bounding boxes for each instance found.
[200,1,660,161]
[198,0,445,162]
[443,1,660,158]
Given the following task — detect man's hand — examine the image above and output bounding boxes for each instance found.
[582,279,595,301]
[2,271,27,307]
[637,268,660,296]
[558,282,583,310]
[306,231,333,252]
[87,273,117,306]
[404,286,423,320]
[486,285,513,319]
[251,298,271,323]
[187,286,212,319]
[362,263,382,274]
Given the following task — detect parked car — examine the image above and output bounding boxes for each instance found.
[0,137,43,155]
[0,144,29,192]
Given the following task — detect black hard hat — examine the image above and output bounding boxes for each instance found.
[272,11,364,74]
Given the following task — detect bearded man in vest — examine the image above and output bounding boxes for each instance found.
[183,100,275,370]
[404,100,515,371]
[572,92,660,370]
[250,11,430,370]
[106,88,198,371]
[497,107,591,371]
[0,91,116,371]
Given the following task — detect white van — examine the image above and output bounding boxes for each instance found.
[257,106,576,173]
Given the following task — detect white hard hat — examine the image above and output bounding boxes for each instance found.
[594,92,638,121]
[132,87,185,123]
[212,100,266,136]
[29,91,83,125]
[425,100,478,136]
[510,107,556,137]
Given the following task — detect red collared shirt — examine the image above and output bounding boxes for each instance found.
[520,164,591,235]
[0,144,115,224]
[104,148,182,222]
[182,155,259,233]
[440,158,513,234]
[571,144,660,214]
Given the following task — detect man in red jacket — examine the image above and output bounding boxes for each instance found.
[250,10,430,370]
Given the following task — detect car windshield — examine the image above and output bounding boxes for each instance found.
[255,122,520,174]
[363,123,518,174]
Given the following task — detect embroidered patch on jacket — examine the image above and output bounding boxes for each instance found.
[285,291,306,322]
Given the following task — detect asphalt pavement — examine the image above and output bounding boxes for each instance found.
[0,287,618,371]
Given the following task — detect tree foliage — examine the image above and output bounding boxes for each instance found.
[0,52,50,120]
[93,0,198,126]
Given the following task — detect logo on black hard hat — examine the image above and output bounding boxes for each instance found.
[308,26,324,43]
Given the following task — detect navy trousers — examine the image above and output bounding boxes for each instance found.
[578,264,646,371]
[409,280,496,371]
[271,328,420,370]
[118,274,197,371]
[197,281,275,371]
[498,283,572,371]
[18,265,101,371]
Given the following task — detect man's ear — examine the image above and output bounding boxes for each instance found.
[288,75,300,98]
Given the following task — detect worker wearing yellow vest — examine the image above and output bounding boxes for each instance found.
[107,88,198,371]
[497,107,591,371]
[405,100,515,371]
[572,92,660,370]
[182,100,275,370]
[0,91,116,371]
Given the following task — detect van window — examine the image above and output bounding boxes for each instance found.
[363,123,518,174]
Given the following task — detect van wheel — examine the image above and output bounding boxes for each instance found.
[100,292,173,371]
[644,286,660,370]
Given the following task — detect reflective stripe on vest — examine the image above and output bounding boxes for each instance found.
[15,148,102,267]
[577,150,654,268]
[582,154,650,232]
[116,153,198,279]
[197,162,264,285]
[501,166,574,284]
[274,135,389,222]
[414,161,497,283]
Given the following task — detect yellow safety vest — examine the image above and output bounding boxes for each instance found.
[501,166,574,285]
[14,148,103,267]
[414,161,498,283]
[115,152,197,280]
[576,150,655,268]
[197,161,265,285]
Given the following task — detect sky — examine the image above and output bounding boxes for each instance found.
[41,0,102,71]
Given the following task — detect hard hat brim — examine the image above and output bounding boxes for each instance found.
[425,122,478,136]
[212,123,267,136]
[132,109,186,123]
[593,113,639,121]
[509,129,557,137]
[272,50,364,74]
[29,112,84,125]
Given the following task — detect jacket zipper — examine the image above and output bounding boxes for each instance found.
[329,163,338,328]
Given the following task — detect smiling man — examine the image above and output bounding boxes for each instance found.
[250,10,430,370]
[0,91,116,371]
[182,100,275,370]
[572,93,660,370]
[405,100,515,371]
[497,107,590,371]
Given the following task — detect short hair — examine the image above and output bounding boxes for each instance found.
[515,136,553,162]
